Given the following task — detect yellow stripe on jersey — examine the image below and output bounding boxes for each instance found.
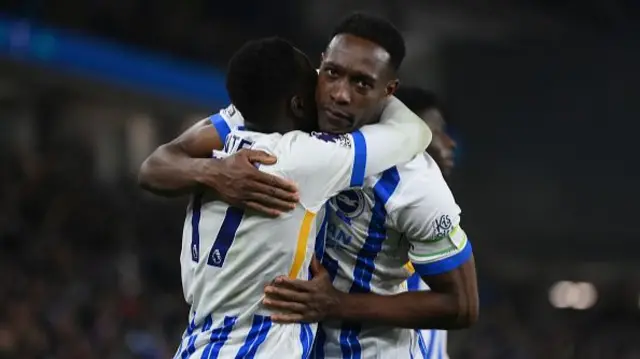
[288,210,316,279]
[404,262,415,274]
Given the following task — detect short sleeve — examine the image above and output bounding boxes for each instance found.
[209,104,246,140]
[269,131,363,213]
[390,155,473,276]
[273,122,428,213]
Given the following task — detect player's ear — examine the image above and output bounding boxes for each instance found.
[290,95,304,118]
[385,79,399,97]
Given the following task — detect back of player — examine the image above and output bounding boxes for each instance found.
[174,38,431,358]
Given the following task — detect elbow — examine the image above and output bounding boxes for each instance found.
[138,143,171,189]
[451,293,479,329]
[137,157,153,189]
[454,305,478,329]
[137,148,167,194]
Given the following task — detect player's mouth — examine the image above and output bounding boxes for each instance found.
[323,108,354,130]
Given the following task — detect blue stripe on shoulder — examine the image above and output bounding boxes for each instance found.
[412,240,473,277]
[349,130,367,187]
[210,114,232,142]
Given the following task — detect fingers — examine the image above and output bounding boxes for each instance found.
[254,171,298,194]
[262,298,307,313]
[270,313,304,324]
[245,190,297,213]
[242,149,278,165]
[244,201,282,217]
[264,285,309,302]
[246,181,299,203]
[273,277,312,292]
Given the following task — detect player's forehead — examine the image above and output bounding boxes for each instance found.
[323,34,391,81]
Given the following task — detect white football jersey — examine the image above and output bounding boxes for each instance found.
[313,152,471,359]
[407,273,450,359]
[175,98,431,358]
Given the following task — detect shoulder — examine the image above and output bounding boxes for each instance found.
[385,153,456,213]
[276,131,354,150]
[218,104,245,127]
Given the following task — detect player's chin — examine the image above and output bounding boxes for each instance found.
[318,116,353,134]
[318,123,346,134]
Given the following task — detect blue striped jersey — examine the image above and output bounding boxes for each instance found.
[313,152,471,359]
[175,99,432,358]
[406,273,450,359]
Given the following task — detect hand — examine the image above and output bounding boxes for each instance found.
[263,257,342,323]
[199,149,299,216]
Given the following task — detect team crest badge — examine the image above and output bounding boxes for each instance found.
[331,190,365,218]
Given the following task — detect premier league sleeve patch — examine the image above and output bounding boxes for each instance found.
[310,131,352,148]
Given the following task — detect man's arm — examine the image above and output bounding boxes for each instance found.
[138,119,222,196]
[282,96,432,212]
[327,256,478,329]
[138,117,300,216]
[264,256,477,329]
[264,156,478,329]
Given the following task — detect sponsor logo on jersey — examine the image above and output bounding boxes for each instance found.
[326,221,353,248]
[433,214,453,237]
[332,190,365,218]
[310,132,352,148]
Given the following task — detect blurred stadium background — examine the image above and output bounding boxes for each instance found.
[0,1,639,358]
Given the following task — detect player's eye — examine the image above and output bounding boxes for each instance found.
[356,80,373,90]
[325,68,339,78]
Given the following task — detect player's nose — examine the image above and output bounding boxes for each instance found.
[329,80,351,105]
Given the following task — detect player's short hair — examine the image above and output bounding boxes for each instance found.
[226,37,312,125]
[394,86,439,114]
[331,12,406,71]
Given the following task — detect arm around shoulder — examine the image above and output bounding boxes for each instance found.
[138,118,223,196]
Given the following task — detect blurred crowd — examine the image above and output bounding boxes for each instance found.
[0,0,636,358]
[0,139,639,359]
[1,0,310,69]
[0,141,187,359]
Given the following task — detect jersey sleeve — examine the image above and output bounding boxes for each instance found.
[390,156,472,277]
[273,98,432,213]
[208,104,246,141]
[357,96,432,182]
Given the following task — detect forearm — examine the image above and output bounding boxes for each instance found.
[332,290,471,329]
[138,144,210,196]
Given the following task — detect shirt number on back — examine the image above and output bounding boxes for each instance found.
[191,199,244,267]
[206,207,244,267]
